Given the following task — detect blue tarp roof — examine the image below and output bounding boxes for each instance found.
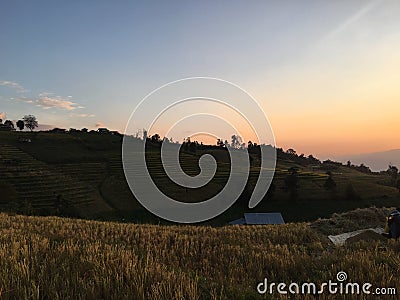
[228,217,246,225]
[229,213,285,225]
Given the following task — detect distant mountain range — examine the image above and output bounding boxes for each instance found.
[332,149,400,172]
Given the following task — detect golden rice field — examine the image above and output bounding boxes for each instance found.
[0,211,399,299]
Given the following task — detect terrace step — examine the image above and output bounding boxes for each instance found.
[0,144,111,216]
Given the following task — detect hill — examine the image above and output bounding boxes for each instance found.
[0,210,399,299]
[0,131,399,224]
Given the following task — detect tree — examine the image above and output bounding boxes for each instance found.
[151,133,160,143]
[189,141,197,153]
[307,154,320,164]
[23,115,38,131]
[182,138,189,152]
[4,120,14,129]
[231,134,242,149]
[284,167,299,200]
[324,171,337,191]
[286,148,297,156]
[217,138,224,148]
[387,165,399,186]
[358,163,371,174]
[16,120,24,131]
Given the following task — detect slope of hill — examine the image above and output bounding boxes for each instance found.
[0,211,399,299]
[0,131,399,223]
[0,143,112,217]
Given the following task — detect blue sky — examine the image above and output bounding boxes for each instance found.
[1,0,400,156]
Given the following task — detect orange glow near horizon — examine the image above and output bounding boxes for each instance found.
[251,43,400,158]
[268,95,400,157]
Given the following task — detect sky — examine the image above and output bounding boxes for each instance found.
[1,0,400,158]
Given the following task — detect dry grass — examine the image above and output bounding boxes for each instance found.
[0,212,399,299]
[311,206,395,235]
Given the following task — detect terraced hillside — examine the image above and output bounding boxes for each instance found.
[0,144,112,217]
[0,131,399,223]
[57,162,107,187]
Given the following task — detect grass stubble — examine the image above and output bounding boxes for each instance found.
[0,208,399,299]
